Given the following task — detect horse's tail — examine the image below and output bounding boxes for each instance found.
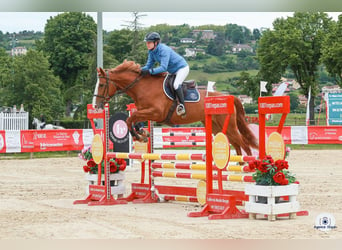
[234,96,259,149]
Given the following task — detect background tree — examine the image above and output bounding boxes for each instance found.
[0,48,13,105]
[206,32,225,56]
[7,50,63,124]
[321,14,342,86]
[105,29,133,63]
[257,12,333,125]
[288,92,300,112]
[237,71,263,100]
[38,12,97,117]
[252,28,261,41]
[122,12,147,63]
[104,12,148,114]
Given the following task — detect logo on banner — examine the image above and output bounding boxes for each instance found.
[91,134,103,164]
[72,131,80,144]
[113,120,128,139]
[109,113,129,144]
[212,132,230,169]
[266,132,285,161]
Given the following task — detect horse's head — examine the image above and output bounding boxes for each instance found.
[92,67,112,109]
[32,118,39,129]
[92,60,142,109]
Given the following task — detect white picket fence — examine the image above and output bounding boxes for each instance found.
[0,112,29,130]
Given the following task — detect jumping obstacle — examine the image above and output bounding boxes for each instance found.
[107,152,205,161]
[142,114,255,203]
[121,95,258,209]
[73,103,127,206]
[74,95,306,220]
[152,127,206,148]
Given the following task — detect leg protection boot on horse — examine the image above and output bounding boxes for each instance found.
[175,86,186,117]
[134,122,150,139]
[134,122,145,134]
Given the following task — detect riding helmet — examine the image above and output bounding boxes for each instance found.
[144,32,161,42]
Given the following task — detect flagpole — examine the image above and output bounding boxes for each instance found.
[305,86,311,126]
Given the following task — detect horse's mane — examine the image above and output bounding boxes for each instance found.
[111,60,141,74]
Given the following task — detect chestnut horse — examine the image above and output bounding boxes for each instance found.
[93,60,258,156]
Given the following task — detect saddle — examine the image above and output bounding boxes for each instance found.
[163,74,200,102]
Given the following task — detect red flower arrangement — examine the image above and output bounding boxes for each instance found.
[79,146,126,175]
[248,155,296,186]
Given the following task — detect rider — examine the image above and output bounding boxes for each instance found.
[40,114,46,129]
[140,32,189,116]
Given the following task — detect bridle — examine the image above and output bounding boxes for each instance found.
[94,69,143,102]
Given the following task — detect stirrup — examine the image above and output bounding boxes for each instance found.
[176,104,186,116]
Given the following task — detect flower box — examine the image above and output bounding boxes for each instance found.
[85,173,126,197]
[244,183,300,221]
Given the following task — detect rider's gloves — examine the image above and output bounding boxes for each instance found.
[140,69,150,76]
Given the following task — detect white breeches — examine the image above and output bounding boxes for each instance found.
[173,65,190,89]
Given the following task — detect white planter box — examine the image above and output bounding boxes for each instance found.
[85,173,125,196]
[244,183,300,221]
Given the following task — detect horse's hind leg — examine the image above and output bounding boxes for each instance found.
[211,120,241,155]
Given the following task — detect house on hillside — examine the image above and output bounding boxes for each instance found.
[298,95,307,105]
[11,46,27,56]
[180,38,196,44]
[238,95,253,104]
[322,85,342,93]
[184,48,206,57]
[231,44,253,53]
[192,30,216,40]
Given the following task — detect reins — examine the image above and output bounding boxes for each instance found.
[94,69,143,102]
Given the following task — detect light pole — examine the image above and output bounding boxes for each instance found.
[10,33,17,56]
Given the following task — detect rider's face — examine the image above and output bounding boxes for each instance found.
[146,41,155,50]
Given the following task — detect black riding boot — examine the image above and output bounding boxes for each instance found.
[175,87,186,116]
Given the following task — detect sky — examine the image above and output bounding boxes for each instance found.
[0,12,341,33]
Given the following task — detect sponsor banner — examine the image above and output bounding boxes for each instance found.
[326,93,342,125]
[5,130,21,153]
[20,129,84,152]
[82,129,95,149]
[160,127,206,134]
[155,127,206,148]
[307,126,342,144]
[258,96,290,114]
[0,129,112,154]
[204,96,235,115]
[1,125,341,154]
[0,130,6,153]
[290,126,308,144]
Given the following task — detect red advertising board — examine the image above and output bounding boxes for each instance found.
[258,96,290,114]
[204,95,235,115]
[0,130,6,153]
[265,126,292,144]
[0,125,341,154]
[20,129,85,152]
[307,126,342,144]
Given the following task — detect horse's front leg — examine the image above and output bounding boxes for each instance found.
[126,108,160,142]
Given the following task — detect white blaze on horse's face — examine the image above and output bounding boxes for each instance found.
[92,77,100,108]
